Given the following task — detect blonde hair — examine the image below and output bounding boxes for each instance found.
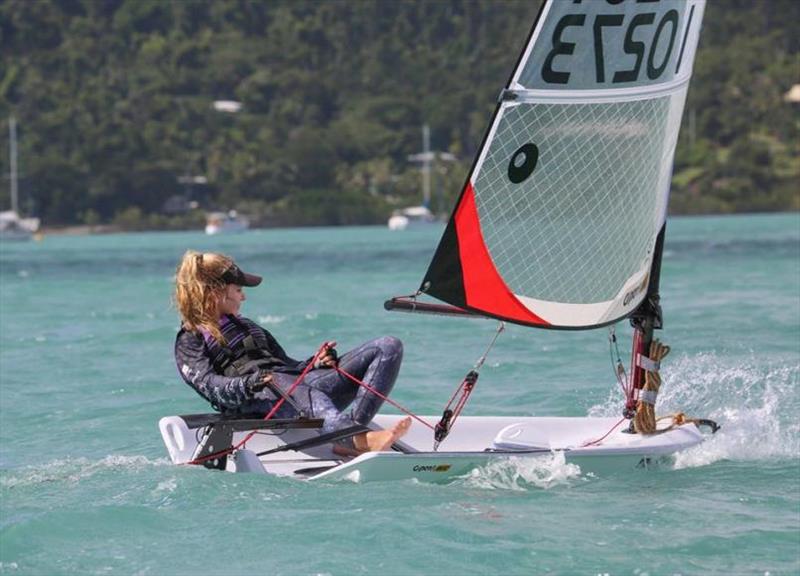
[174,250,234,343]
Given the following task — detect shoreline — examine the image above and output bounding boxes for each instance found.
[35,210,799,237]
[38,224,123,236]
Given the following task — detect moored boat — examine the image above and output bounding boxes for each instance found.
[388,125,453,230]
[2,117,40,242]
[0,210,40,242]
[204,210,249,235]
[387,205,436,230]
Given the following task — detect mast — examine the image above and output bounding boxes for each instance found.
[422,124,431,208]
[408,124,432,209]
[628,224,666,400]
[9,116,18,214]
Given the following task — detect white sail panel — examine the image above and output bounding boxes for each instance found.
[473,91,683,314]
[418,0,705,328]
[516,266,650,327]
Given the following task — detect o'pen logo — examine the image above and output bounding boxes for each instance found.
[412,464,452,473]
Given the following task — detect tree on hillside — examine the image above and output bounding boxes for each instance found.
[1,0,797,228]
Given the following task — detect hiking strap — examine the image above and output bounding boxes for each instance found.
[255,425,373,457]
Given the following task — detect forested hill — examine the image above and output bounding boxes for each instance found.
[1,0,798,229]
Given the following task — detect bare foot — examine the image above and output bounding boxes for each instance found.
[352,417,412,453]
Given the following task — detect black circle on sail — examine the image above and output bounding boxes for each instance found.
[507,143,539,184]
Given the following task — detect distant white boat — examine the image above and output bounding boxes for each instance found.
[388,124,454,230]
[2,117,40,242]
[0,210,39,242]
[205,210,249,235]
[387,205,436,230]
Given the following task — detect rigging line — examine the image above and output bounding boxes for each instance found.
[433,321,506,450]
[389,289,425,309]
[474,321,506,371]
[581,417,627,448]
[329,321,507,437]
[439,321,506,410]
[608,326,629,396]
[332,364,435,431]
[401,289,424,300]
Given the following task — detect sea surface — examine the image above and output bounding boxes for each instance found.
[1,213,798,575]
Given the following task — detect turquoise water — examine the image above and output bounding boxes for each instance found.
[1,214,798,575]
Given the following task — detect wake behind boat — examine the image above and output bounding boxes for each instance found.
[160,0,719,482]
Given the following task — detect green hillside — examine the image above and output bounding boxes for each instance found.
[1,0,797,229]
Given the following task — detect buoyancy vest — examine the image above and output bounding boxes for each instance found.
[202,315,293,377]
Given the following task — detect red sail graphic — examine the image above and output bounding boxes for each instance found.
[454,182,549,326]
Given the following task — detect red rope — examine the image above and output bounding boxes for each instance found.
[581,417,626,447]
[441,380,465,413]
[447,375,476,425]
[586,330,644,449]
[332,365,435,431]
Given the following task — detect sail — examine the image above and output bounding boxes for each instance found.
[419,0,705,329]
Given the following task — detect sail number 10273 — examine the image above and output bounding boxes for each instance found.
[542,4,696,85]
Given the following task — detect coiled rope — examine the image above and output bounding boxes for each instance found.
[630,339,720,435]
[633,339,670,434]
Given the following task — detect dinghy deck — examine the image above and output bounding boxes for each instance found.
[159,413,705,483]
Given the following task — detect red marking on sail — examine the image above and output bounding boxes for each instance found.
[454,182,549,326]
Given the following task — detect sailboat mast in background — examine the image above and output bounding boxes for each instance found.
[1,116,40,241]
[388,124,455,230]
[9,116,18,214]
[412,124,432,209]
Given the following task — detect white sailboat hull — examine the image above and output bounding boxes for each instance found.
[0,211,39,242]
[204,211,249,235]
[159,413,705,483]
[387,205,436,230]
[204,221,248,235]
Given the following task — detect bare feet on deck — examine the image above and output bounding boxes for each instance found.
[333,417,412,457]
[361,416,412,452]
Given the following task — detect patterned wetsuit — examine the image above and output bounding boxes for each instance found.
[174,315,403,437]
